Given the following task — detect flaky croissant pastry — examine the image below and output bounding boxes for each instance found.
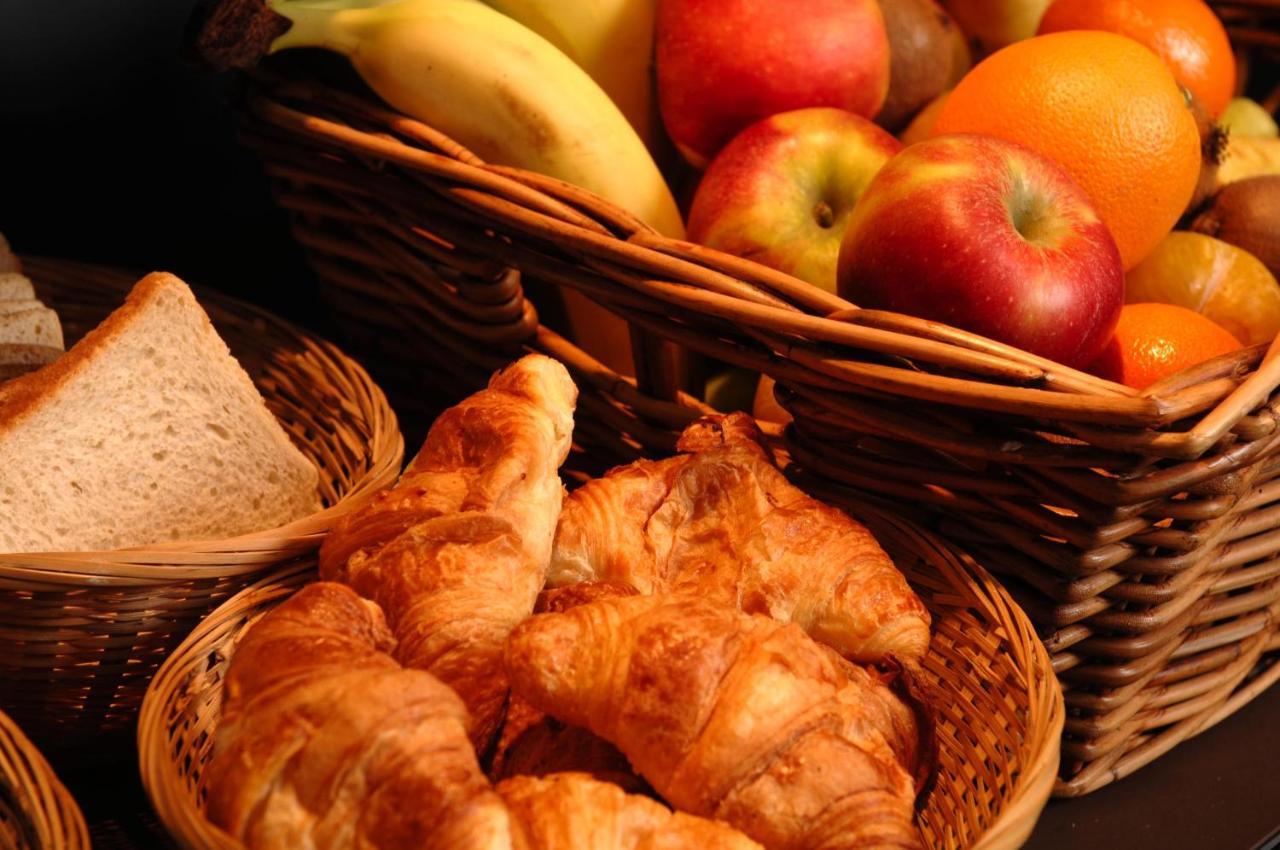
[549,412,930,663]
[499,773,761,849]
[505,594,928,850]
[320,354,577,749]
[205,582,512,850]
[491,581,642,789]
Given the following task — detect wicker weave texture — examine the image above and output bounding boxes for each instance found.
[137,496,1062,850]
[0,258,404,753]
[0,708,88,850]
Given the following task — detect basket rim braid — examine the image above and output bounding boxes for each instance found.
[137,496,1064,850]
[0,256,404,747]
[0,708,89,850]
[2,257,404,580]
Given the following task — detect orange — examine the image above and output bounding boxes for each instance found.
[932,31,1201,270]
[1125,232,1280,346]
[1091,303,1243,389]
[1038,0,1236,118]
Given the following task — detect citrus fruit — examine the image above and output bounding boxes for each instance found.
[1125,231,1280,346]
[932,31,1201,270]
[1091,302,1242,389]
[1037,0,1236,118]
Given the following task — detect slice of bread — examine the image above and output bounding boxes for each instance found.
[0,343,62,368]
[0,300,45,315]
[0,307,63,349]
[0,272,321,553]
[0,273,34,301]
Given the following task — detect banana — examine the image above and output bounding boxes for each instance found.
[477,0,659,148]
[269,0,684,239]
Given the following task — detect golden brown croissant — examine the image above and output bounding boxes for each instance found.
[505,594,928,850]
[499,773,762,849]
[549,412,930,664]
[319,354,577,749]
[491,582,642,790]
[205,582,513,850]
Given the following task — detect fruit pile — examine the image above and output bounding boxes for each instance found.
[233,0,1280,394]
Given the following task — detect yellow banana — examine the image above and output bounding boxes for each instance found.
[478,0,659,148]
[1218,135,1280,186]
[270,0,683,239]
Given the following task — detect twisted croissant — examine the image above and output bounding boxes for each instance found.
[206,584,764,850]
[491,581,642,789]
[505,594,928,850]
[549,413,930,664]
[499,773,761,849]
[320,354,577,749]
[206,582,512,850]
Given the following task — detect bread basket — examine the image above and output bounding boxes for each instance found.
[0,708,88,850]
[0,257,403,753]
[137,495,1062,850]
[215,0,1280,793]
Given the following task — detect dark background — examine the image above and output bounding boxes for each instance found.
[0,0,320,328]
[4,3,1280,849]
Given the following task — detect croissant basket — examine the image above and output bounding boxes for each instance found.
[0,708,88,850]
[138,494,1062,850]
[224,0,1280,794]
[0,257,404,752]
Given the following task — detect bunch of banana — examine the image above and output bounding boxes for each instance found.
[268,0,682,239]
[478,0,659,149]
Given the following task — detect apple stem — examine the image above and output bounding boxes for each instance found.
[814,200,836,229]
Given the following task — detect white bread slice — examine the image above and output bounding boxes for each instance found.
[0,235,19,275]
[0,273,34,301]
[0,300,45,315]
[0,272,321,553]
[0,343,61,368]
[0,307,63,349]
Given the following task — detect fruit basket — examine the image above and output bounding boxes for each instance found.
[137,497,1062,850]
[0,707,88,850]
[0,257,403,753]
[198,0,1279,795]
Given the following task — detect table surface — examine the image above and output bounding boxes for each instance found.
[1024,677,1280,850]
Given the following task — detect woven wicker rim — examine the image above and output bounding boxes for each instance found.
[137,494,1063,850]
[0,256,405,584]
[0,708,89,850]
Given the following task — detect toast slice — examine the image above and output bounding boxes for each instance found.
[0,272,322,553]
[0,307,63,348]
[0,273,34,301]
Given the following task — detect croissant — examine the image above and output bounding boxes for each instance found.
[499,773,762,849]
[205,582,512,850]
[549,412,930,663]
[505,594,928,850]
[490,581,642,790]
[320,354,577,748]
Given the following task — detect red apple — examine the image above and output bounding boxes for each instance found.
[688,108,901,293]
[656,0,891,168]
[836,134,1123,368]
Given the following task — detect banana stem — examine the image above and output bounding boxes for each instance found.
[269,0,402,54]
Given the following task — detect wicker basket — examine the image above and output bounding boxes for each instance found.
[224,1,1276,796]
[0,709,88,850]
[0,257,403,753]
[137,498,1062,850]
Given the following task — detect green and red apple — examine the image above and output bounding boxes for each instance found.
[687,107,902,293]
[837,134,1123,368]
[656,0,891,168]
[942,0,1051,55]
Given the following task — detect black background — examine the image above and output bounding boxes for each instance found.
[4,3,1280,848]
